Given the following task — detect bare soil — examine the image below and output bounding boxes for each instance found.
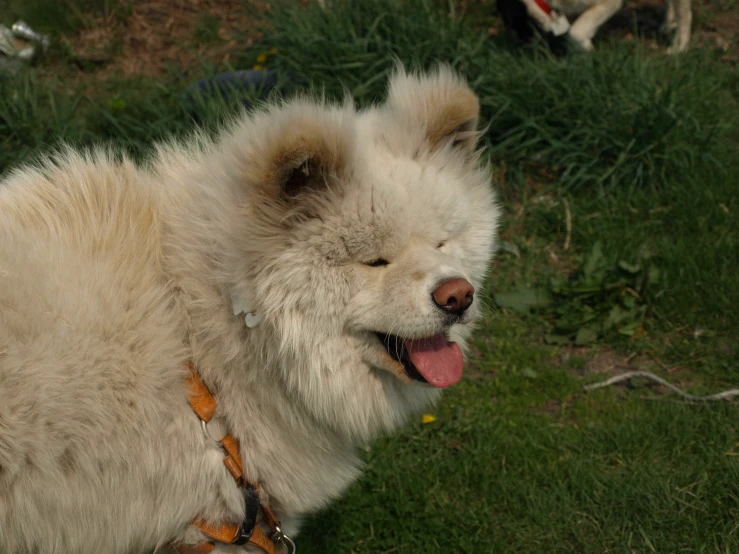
[50,0,268,82]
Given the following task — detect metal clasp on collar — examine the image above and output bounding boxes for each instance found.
[199,418,224,444]
[272,525,296,554]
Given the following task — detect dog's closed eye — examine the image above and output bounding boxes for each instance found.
[364,258,390,267]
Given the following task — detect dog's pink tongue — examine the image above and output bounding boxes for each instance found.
[404,334,464,388]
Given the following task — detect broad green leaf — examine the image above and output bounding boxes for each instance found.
[521,368,538,379]
[548,276,567,292]
[622,294,637,309]
[618,321,642,336]
[582,241,605,278]
[575,327,599,345]
[495,288,553,314]
[603,305,626,329]
[618,260,641,274]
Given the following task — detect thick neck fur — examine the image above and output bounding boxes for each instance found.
[153,141,363,520]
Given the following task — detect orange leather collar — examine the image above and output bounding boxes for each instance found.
[172,361,285,554]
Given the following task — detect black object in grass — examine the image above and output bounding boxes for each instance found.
[183,69,305,117]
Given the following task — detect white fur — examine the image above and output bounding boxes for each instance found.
[0,66,499,554]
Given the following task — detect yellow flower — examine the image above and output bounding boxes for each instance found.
[252,64,263,71]
[422,414,437,424]
[256,53,268,64]
[269,47,278,54]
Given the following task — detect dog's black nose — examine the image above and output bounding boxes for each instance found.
[433,278,474,315]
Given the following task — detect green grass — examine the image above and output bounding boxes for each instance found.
[1,0,738,552]
[193,13,222,46]
[298,318,739,553]
[0,69,262,171]
[247,0,735,193]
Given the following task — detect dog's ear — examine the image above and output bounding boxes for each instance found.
[242,103,352,203]
[384,65,481,154]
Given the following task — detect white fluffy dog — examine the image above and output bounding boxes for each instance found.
[0,66,499,554]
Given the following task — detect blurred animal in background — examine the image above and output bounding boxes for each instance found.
[497,0,692,52]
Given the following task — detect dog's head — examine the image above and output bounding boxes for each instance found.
[224,67,499,442]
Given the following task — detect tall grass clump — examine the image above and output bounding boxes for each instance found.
[0,69,264,175]
[252,0,737,194]
[245,0,486,105]
[477,49,736,194]
[0,75,89,173]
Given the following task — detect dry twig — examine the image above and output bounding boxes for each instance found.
[584,371,739,402]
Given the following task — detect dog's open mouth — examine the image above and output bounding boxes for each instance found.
[375,332,464,388]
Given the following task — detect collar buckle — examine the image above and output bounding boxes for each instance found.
[234,484,260,545]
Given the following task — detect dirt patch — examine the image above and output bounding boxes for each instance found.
[52,0,269,82]
[585,348,636,375]
[573,346,709,401]
[535,398,566,417]
[534,345,692,419]
[553,344,661,377]
[552,345,593,370]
